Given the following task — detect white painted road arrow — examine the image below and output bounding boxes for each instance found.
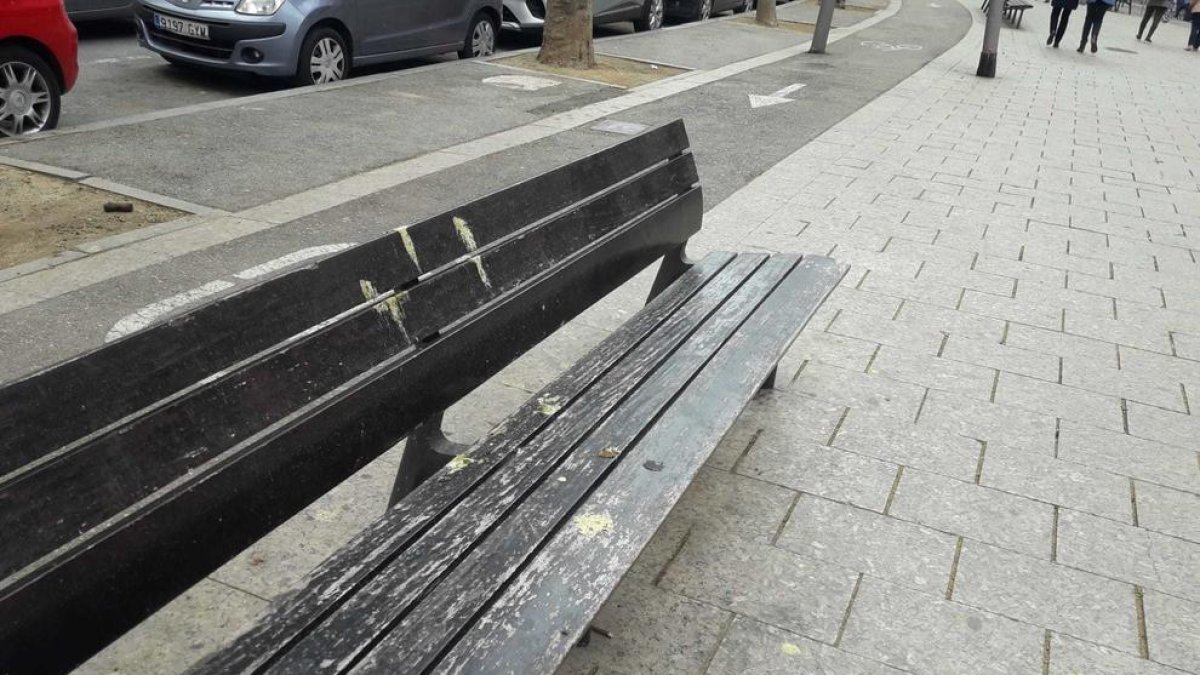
[748,83,806,109]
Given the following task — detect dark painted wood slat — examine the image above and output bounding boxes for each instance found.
[399,121,690,275]
[0,238,421,476]
[0,122,689,478]
[0,154,697,580]
[349,256,801,675]
[0,187,703,675]
[192,251,735,675]
[433,255,846,675]
[251,255,771,675]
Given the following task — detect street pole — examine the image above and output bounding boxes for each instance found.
[976,0,1004,76]
[810,0,837,53]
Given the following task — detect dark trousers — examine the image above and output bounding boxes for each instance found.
[1080,2,1108,44]
[1138,5,1165,37]
[1050,6,1075,43]
[1191,14,1200,46]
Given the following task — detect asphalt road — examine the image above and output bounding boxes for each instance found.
[66,18,640,130]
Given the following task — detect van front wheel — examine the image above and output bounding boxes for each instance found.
[459,12,498,59]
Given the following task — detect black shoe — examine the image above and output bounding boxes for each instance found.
[1053,41,1060,47]
[1146,37,1152,43]
[1136,33,1143,39]
[1091,40,1098,52]
[1048,34,1055,44]
[1077,42,1085,52]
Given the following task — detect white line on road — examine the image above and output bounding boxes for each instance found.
[749,83,807,108]
[106,243,356,341]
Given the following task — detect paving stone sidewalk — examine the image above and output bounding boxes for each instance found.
[76,4,1200,674]
[562,6,1200,675]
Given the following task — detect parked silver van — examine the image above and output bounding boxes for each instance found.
[134,0,503,85]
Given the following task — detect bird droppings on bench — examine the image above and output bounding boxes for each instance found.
[446,455,474,473]
[574,513,614,538]
[453,215,478,251]
[471,255,493,289]
[538,394,566,415]
[395,225,421,270]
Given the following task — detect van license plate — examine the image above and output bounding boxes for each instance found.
[154,13,210,40]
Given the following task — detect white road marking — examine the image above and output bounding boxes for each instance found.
[860,40,924,51]
[106,281,235,342]
[482,75,562,91]
[591,120,650,135]
[106,243,356,341]
[749,83,807,108]
[87,55,156,66]
[233,243,355,280]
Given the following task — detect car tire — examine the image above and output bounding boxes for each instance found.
[693,0,713,20]
[0,46,61,138]
[292,26,349,87]
[634,0,665,30]
[458,11,498,59]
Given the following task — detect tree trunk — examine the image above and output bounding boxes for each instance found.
[755,0,777,25]
[538,0,596,69]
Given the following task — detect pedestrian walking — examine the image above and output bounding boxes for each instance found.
[1048,0,1080,46]
[1078,0,1114,53]
[1138,0,1170,40]
[1190,0,1200,49]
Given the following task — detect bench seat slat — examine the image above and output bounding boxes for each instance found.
[192,251,738,675]
[250,253,776,674]
[350,256,800,674]
[433,255,846,675]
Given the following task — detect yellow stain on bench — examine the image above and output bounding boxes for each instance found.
[574,513,613,538]
[447,455,475,473]
[453,216,478,252]
[396,226,421,271]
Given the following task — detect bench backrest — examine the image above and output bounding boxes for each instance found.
[0,120,702,673]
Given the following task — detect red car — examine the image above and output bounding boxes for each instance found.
[0,0,79,137]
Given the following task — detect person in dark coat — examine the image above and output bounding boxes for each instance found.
[1078,0,1115,53]
[1138,0,1170,41]
[1048,0,1080,46]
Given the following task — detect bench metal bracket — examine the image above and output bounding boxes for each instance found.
[389,412,469,506]
[647,244,695,303]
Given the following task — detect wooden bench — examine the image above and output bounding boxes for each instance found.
[981,0,1033,25]
[0,120,844,674]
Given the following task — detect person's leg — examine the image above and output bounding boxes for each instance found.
[1191,15,1200,47]
[1146,6,1165,38]
[1055,7,1073,43]
[1050,6,1063,41]
[1080,5,1094,49]
[1139,4,1153,36]
[1091,2,1107,49]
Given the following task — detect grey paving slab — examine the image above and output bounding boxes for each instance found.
[895,300,1007,343]
[889,468,1054,559]
[706,616,904,675]
[75,580,267,675]
[1066,312,1174,355]
[1048,632,1186,675]
[839,576,1044,675]
[953,540,1140,654]
[826,310,944,356]
[919,390,1059,456]
[866,346,996,400]
[706,391,846,471]
[960,290,1062,331]
[597,19,804,70]
[832,407,982,482]
[1057,509,1200,603]
[1143,590,1200,674]
[1005,323,1121,368]
[1127,401,1200,451]
[791,361,927,421]
[994,372,1126,433]
[554,581,729,675]
[658,531,860,642]
[624,467,796,584]
[781,328,879,375]
[1062,356,1189,413]
[941,334,1059,382]
[981,444,1133,523]
[1057,420,1200,495]
[737,432,898,512]
[776,494,956,595]
[1136,482,1200,544]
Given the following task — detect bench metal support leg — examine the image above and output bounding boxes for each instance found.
[647,244,695,304]
[761,366,778,392]
[389,412,468,506]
